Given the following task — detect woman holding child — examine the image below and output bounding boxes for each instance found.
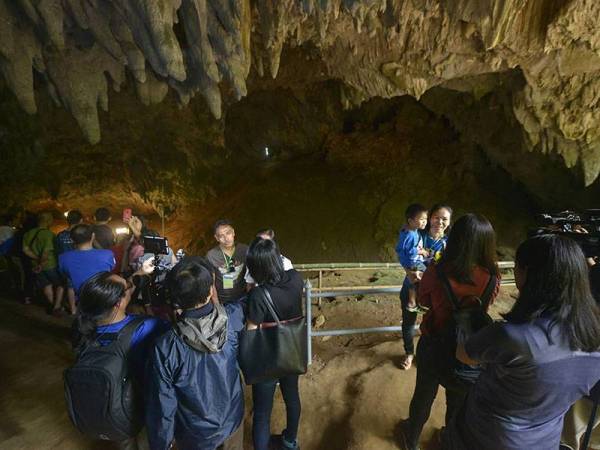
[398,213,500,450]
[397,204,453,370]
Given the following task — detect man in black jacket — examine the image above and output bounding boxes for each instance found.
[145,257,244,450]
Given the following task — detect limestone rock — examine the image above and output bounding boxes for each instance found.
[4,0,600,183]
[314,314,326,328]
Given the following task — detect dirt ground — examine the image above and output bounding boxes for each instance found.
[0,268,516,450]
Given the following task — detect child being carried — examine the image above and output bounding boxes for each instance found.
[396,203,429,313]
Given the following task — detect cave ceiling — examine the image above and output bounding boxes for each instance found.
[2,0,600,187]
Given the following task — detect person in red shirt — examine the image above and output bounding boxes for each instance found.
[398,213,500,450]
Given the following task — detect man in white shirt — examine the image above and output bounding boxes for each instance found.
[245,228,293,288]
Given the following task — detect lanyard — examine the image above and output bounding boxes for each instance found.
[222,247,235,270]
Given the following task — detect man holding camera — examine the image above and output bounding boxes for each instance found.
[145,257,244,450]
[206,220,249,303]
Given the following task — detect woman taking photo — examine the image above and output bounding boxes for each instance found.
[446,234,600,450]
[398,204,453,370]
[246,237,303,450]
[398,213,500,450]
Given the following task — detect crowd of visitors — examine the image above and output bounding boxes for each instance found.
[1,203,600,450]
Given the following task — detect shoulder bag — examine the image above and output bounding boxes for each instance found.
[239,287,307,385]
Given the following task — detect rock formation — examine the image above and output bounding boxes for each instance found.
[2,0,600,184]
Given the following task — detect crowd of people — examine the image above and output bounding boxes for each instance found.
[1,204,600,450]
[395,204,600,450]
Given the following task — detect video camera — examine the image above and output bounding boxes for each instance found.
[135,235,185,308]
[530,210,600,258]
[142,235,173,273]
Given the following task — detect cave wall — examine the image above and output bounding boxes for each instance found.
[1,74,541,260]
[3,0,600,187]
[164,91,538,261]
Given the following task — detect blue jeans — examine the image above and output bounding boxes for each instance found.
[252,375,301,450]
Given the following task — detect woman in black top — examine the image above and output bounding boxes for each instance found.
[246,237,303,450]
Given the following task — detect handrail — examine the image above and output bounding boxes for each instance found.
[305,280,407,364]
[296,261,515,297]
[296,261,515,270]
[303,267,516,364]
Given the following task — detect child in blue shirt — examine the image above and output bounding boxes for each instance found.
[395,203,429,312]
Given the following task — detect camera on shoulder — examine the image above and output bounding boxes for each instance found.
[530,209,600,258]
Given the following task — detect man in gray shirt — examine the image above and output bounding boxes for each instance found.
[205,220,248,303]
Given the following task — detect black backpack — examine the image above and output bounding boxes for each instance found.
[64,316,145,441]
[436,266,497,385]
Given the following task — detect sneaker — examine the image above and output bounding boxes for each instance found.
[271,433,300,450]
[281,436,299,450]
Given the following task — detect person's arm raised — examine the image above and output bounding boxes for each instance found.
[128,215,143,239]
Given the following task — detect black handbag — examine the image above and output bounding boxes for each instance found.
[239,287,308,385]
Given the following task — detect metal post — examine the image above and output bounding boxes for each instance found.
[305,279,313,365]
[317,270,322,307]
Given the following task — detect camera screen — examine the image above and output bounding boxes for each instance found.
[143,235,169,255]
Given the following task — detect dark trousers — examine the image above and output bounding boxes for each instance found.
[404,336,468,450]
[252,375,301,450]
[400,282,418,354]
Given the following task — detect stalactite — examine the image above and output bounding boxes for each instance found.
[3,0,600,184]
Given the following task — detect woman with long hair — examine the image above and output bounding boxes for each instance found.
[398,213,500,450]
[246,237,304,450]
[446,234,600,450]
[398,204,453,370]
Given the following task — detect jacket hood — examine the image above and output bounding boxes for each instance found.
[175,303,229,353]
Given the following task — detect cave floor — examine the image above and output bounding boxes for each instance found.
[0,277,517,450]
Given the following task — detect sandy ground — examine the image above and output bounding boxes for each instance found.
[0,268,516,450]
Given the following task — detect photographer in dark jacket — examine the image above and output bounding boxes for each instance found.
[145,257,244,450]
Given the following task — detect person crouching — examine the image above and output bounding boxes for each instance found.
[145,257,245,450]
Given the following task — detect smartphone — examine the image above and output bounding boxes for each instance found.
[122,208,132,222]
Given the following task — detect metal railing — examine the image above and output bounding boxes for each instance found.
[301,261,516,364]
[305,280,406,364]
[296,261,515,292]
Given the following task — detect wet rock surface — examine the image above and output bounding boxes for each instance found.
[3,1,600,186]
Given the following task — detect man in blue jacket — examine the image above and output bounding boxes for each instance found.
[145,256,244,450]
